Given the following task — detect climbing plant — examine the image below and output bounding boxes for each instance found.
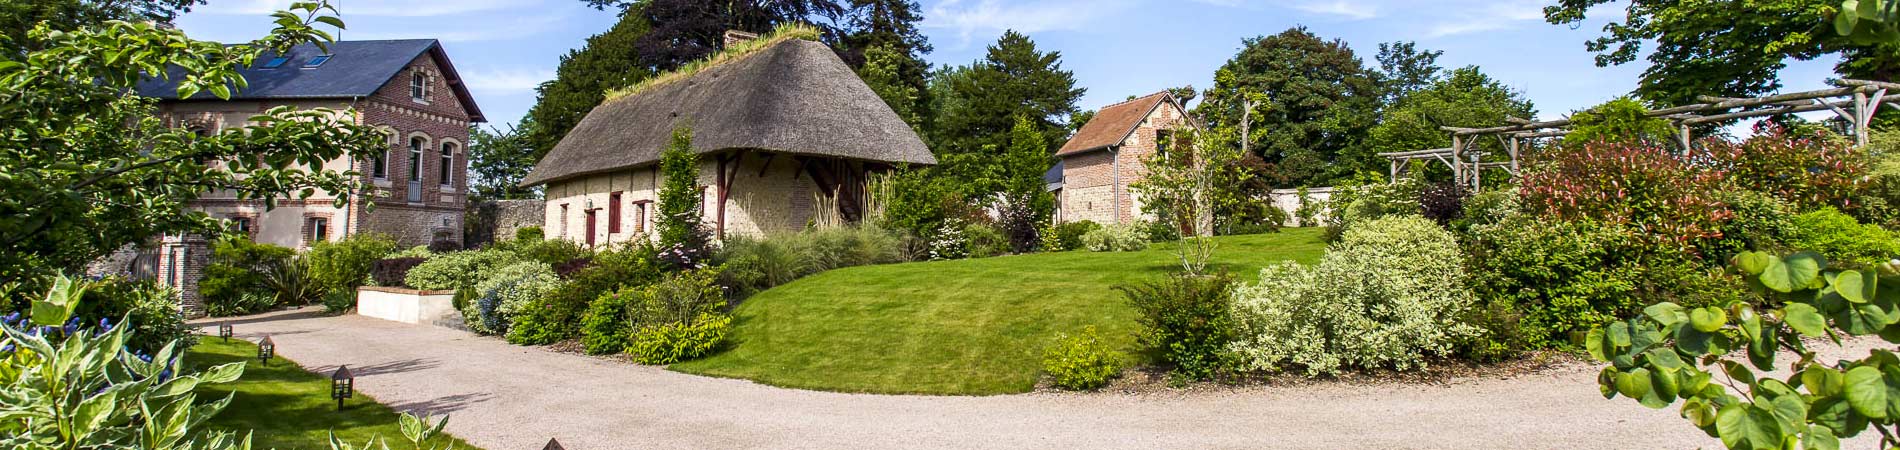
[1587,250,1900,449]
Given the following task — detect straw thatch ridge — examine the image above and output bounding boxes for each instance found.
[520,38,935,187]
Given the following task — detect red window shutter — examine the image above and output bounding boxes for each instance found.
[608,191,622,233]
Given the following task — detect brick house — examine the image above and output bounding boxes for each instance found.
[1051,91,1195,225]
[130,39,485,314]
[140,39,486,249]
[521,33,933,246]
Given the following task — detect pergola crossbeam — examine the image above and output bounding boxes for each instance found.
[1393,78,1896,190]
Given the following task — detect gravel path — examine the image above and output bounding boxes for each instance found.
[199,308,1874,450]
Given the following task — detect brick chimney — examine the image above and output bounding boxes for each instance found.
[723,30,760,49]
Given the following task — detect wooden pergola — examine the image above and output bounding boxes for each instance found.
[1380,78,1900,189]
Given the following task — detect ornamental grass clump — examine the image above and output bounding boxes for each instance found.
[1229,215,1479,376]
[1041,326,1125,390]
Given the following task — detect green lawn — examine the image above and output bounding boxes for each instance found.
[187,339,478,450]
[670,228,1329,395]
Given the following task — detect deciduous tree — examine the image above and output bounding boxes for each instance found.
[1202,27,1381,188]
[0,2,386,289]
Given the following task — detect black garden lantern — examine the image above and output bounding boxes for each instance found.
[543,438,564,450]
[256,336,274,364]
[330,365,354,410]
[217,322,232,342]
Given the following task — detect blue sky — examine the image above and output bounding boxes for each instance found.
[172,0,1843,130]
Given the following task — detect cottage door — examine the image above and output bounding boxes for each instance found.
[584,210,597,247]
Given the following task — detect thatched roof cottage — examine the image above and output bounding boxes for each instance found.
[521,29,934,246]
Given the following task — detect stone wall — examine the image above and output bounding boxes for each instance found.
[1056,96,1191,225]
[1267,187,1334,227]
[465,199,547,247]
[540,151,835,247]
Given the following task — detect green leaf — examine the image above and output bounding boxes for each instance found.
[74,389,118,437]
[1763,252,1826,293]
[1691,307,1728,332]
[1784,303,1828,337]
[1585,328,1609,362]
[1736,251,1775,275]
[1836,270,1873,304]
[1844,366,1887,419]
[1609,321,1633,346]
[1804,424,1840,450]
[1646,348,1686,369]
[30,276,83,326]
[1683,399,1717,428]
[1646,302,1688,327]
[1804,366,1845,397]
[1841,1,1865,36]
[1616,369,1653,400]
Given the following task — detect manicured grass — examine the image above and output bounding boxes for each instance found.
[670,228,1328,395]
[187,338,478,449]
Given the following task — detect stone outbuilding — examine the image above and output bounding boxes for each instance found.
[1051,91,1195,225]
[520,33,934,246]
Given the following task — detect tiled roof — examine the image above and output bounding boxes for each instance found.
[1056,92,1173,156]
[136,39,485,122]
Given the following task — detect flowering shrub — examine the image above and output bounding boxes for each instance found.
[1230,216,1478,376]
[1041,326,1125,390]
[927,218,969,260]
[405,248,520,291]
[1082,224,1149,252]
[460,261,559,336]
[1518,140,1732,255]
[1699,123,1867,212]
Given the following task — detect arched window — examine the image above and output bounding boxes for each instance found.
[408,137,425,182]
[439,142,455,185]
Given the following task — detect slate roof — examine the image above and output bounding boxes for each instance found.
[521,38,934,187]
[137,39,485,122]
[1056,92,1178,157]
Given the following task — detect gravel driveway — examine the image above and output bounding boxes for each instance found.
[199,308,1873,450]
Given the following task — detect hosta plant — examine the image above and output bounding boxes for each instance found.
[1587,250,1900,449]
[2,276,251,450]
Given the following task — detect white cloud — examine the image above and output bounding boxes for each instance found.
[463,68,556,93]
[1421,0,1548,37]
[196,0,528,17]
[923,0,1137,45]
[346,11,569,42]
[1287,0,1378,20]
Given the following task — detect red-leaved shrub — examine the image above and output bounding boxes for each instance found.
[1697,123,1868,212]
[1519,141,1733,254]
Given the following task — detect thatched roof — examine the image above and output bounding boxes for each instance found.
[521,38,935,187]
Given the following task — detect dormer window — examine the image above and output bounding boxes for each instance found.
[304,55,331,68]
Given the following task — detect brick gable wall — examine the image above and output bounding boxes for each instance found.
[354,51,474,248]
[1058,98,1192,225]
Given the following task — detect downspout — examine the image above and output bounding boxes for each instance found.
[1109,145,1121,225]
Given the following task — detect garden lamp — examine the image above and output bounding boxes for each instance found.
[543,438,565,450]
[330,365,354,410]
[218,322,232,342]
[257,336,275,364]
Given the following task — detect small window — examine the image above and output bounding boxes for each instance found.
[261,56,289,68]
[410,70,428,101]
[307,217,329,243]
[408,137,425,182]
[634,202,648,234]
[1155,129,1172,158]
[371,151,388,179]
[559,204,570,238]
[232,217,252,234]
[440,143,455,185]
[304,55,331,68]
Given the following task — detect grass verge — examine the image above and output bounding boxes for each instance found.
[670,229,1328,395]
[188,338,478,449]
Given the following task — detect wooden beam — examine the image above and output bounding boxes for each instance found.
[1681,94,1900,125]
[756,152,776,177]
